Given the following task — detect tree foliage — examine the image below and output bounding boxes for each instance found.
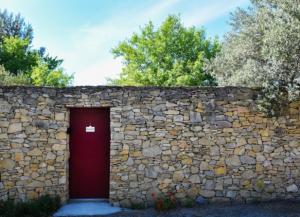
[111,15,220,86]
[31,60,73,87]
[210,0,300,115]
[0,9,33,43]
[0,10,73,87]
[0,36,38,74]
[0,65,30,86]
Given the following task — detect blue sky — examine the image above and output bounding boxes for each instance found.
[0,0,249,85]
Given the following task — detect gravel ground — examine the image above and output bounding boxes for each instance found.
[103,201,300,217]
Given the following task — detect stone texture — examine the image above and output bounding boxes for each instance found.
[28,148,42,156]
[226,156,241,167]
[286,184,298,193]
[52,144,66,151]
[216,121,232,128]
[242,170,256,179]
[55,113,65,121]
[0,86,299,206]
[142,146,161,157]
[241,156,256,165]
[56,132,67,140]
[215,167,226,176]
[200,190,215,198]
[189,175,201,184]
[173,171,185,182]
[145,166,158,178]
[15,153,23,162]
[7,123,22,133]
[0,159,15,170]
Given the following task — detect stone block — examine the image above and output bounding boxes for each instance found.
[200,190,215,198]
[215,167,226,176]
[56,132,67,140]
[226,156,241,166]
[52,144,66,151]
[242,170,256,179]
[173,171,185,182]
[240,156,256,165]
[28,148,42,156]
[0,159,15,170]
[142,146,161,157]
[189,175,201,183]
[15,153,23,162]
[55,113,65,121]
[7,123,22,133]
[286,184,298,193]
[216,121,232,128]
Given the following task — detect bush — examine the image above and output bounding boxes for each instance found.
[0,195,61,217]
[151,192,177,211]
[0,65,31,86]
[130,202,145,210]
[180,198,195,208]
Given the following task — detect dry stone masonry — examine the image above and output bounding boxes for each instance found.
[0,86,299,206]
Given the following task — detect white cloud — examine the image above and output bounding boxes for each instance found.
[52,21,133,86]
[184,0,248,26]
[74,57,123,85]
[144,0,181,18]
[55,0,183,86]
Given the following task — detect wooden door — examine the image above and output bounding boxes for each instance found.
[69,108,110,198]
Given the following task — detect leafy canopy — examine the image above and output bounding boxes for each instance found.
[0,10,73,87]
[210,0,300,115]
[0,9,33,43]
[111,15,220,86]
[31,60,73,87]
[0,36,38,74]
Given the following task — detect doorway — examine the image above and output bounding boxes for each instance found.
[69,108,110,198]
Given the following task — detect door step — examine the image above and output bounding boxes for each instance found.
[53,200,122,217]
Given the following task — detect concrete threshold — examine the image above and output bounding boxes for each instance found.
[53,199,122,216]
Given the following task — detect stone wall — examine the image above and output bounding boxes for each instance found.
[0,86,299,206]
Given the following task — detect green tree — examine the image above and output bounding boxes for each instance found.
[38,47,64,70]
[210,0,300,115]
[0,9,33,43]
[111,15,220,86]
[31,60,73,87]
[0,36,38,74]
[0,10,73,87]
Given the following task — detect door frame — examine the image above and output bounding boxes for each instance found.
[67,107,111,199]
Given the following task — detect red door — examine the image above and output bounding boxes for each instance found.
[69,108,110,198]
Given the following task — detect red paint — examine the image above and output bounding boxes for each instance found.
[69,108,110,198]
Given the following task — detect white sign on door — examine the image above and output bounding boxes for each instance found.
[86,125,95,133]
